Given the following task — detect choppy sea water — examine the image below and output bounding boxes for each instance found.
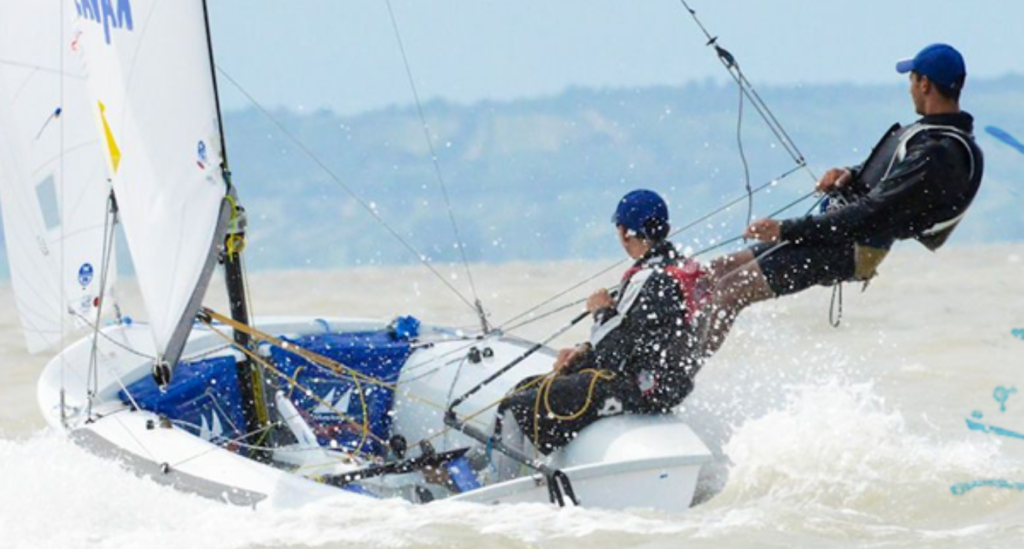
[1,244,1022,549]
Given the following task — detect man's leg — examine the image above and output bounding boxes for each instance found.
[702,247,776,356]
[498,370,629,455]
[701,241,857,356]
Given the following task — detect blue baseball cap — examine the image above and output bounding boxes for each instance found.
[895,43,966,91]
[612,189,670,240]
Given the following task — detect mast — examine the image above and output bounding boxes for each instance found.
[201,0,271,455]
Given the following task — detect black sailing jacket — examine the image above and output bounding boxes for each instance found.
[572,241,703,411]
[780,112,984,250]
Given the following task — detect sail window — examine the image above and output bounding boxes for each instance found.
[35,174,60,230]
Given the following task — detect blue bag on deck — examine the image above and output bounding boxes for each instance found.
[118,355,248,445]
[271,330,412,457]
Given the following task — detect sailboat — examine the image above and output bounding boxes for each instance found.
[0,0,712,511]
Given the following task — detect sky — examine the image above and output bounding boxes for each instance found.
[207,0,1024,116]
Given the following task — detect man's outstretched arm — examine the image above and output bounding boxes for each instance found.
[762,144,939,246]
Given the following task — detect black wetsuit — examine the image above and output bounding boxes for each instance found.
[499,241,703,454]
[755,112,984,296]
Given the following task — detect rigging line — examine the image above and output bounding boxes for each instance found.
[499,4,826,335]
[105,408,159,463]
[495,166,802,331]
[501,187,820,334]
[690,190,820,257]
[736,79,753,227]
[166,413,341,457]
[676,0,813,177]
[59,0,65,425]
[69,309,232,364]
[69,310,155,360]
[202,307,453,414]
[202,320,395,457]
[96,356,147,424]
[502,297,588,334]
[412,367,564,449]
[679,0,798,162]
[383,0,485,318]
[169,414,285,470]
[736,70,806,169]
[59,0,67,427]
[400,339,482,375]
[85,194,118,419]
[214,68,478,315]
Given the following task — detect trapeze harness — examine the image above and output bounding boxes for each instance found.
[615,257,711,326]
[825,123,980,283]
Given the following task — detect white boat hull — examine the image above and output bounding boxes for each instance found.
[38,317,712,511]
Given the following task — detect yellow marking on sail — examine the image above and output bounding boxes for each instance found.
[97,101,121,173]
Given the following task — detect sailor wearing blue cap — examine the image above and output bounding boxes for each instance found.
[493,190,706,459]
[701,44,985,355]
[896,43,967,102]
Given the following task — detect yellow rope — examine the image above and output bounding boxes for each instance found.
[206,309,402,392]
[202,319,379,458]
[284,365,306,399]
[201,307,603,457]
[399,365,555,449]
[544,369,615,421]
[530,368,615,451]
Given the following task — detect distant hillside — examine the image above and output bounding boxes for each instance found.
[2,76,1023,277]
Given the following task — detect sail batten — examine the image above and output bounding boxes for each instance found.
[71,0,229,372]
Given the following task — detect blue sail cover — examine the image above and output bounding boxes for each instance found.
[271,330,412,456]
[119,328,413,457]
[119,355,248,444]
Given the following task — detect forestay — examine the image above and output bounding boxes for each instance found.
[0,0,117,353]
[70,0,231,371]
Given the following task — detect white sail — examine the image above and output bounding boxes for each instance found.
[0,0,118,353]
[70,0,230,370]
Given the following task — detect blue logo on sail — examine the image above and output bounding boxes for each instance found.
[197,140,208,169]
[78,263,94,287]
[75,0,134,46]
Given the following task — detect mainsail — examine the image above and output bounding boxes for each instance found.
[0,0,117,353]
[70,0,231,374]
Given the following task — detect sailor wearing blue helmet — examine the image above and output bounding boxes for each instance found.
[494,190,707,458]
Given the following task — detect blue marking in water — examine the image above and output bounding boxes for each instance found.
[77,263,94,287]
[985,126,1024,156]
[994,386,1017,412]
[1013,329,1024,341]
[966,417,1024,441]
[950,479,1024,496]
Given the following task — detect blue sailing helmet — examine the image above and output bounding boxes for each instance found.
[612,189,670,240]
